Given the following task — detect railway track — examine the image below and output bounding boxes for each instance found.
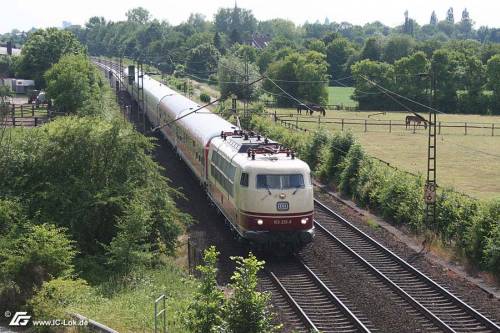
[263,258,374,333]
[313,199,500,333]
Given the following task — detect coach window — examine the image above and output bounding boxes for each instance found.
[240,172,249,187]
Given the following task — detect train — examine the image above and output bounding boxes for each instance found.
[95,60,314,247]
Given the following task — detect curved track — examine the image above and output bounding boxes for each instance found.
[313,199,500,333]
[263,258,373,333]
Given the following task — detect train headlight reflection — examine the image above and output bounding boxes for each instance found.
[257,219,264,225]
[301,218,309,225]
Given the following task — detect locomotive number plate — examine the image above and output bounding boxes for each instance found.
[276,201,289,211]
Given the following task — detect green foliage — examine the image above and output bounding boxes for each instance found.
[326,37,356,80]
[383,35,416,64]
[218,55,261,100]
[351,59,396,110]
[200,92,211,103]
[30,278,100,325]
[0,84,13,105]
[17,28,85,87]
[0,222,76,311]
[264,51,328,106]
[0,55,17,77]
[186,43,220,79]
[318,131,355,182]
[338,144,365,196]
[304,130,330,172]
[186,246,225,333]
[224,253,280,333]
[0,117,189,268]
[45,54,105,115]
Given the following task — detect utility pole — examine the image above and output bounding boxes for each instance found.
[243,54,249,119]
[424,72,437,231]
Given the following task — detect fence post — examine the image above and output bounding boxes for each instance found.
[439,121,441,135]
[389,120,392,133]
[341,118,344,131]
[32,104,35,116]
[34,117,38,127]
[465,122,467,135]
[364,119,367,132]
[296,115,298,130]
[413,123,416,134]
[187,238,191,275]
[493,123,495,137]
[274,110,277,123]
[318,115,321,130]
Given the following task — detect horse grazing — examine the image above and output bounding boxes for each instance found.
[405,115,428,129]
[297,103,326,116]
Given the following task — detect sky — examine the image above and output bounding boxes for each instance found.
[1,0,499,34]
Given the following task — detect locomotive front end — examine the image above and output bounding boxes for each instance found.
[237,158,314,246]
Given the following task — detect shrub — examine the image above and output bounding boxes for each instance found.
[338,144,366,196]
[200,93,211,103]
[304,130,330,173]
[30,278,100,325]
[0,223,76,312]
[186,246,225,333]
[224,253,280,333]
[318,131,355,182]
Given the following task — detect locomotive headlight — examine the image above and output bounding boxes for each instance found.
[257,219,264,225]
[301,218,309,225]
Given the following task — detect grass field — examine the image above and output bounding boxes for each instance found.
[272,108,500,199]
[327,86,357,107]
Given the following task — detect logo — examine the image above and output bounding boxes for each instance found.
[9,312,31,326]
[276,201,289,211]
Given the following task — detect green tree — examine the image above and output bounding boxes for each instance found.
[45,54,104,115]
[126,7,151,24]
[394,51,430,108]
[487,54,500,114]
[306,39,326,54]
[224,253,280,333]
[360,37,382,61]
[218,55,261,100]
[264,51,328,106]
[430,11,438,26]
[431,49,460,112]
[17,28,85,87]
[351,59,395,110]
[446,7,455,24]
[186,43,220,78]
[186,246,225,333]
[383,35,416,63]
[326,37,356,80]
[214,5,257,44]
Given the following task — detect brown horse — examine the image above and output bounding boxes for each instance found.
[405,115,428,129]
[297,103,326,116]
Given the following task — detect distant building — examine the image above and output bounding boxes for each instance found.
[1,78,35,94]
[245,33,272,49]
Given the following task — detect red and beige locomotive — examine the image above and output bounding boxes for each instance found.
[96,60,314,246]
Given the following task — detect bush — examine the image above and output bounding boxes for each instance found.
[200,92,211,103]
[0,223,76,312]
[338,144,366,196]
[30,278,100,325]
[186,246,225,333]
[318,131,355,182]
[304,130,330,173]
[224,254,280,333]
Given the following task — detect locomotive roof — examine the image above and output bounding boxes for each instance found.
[212,135,310,172]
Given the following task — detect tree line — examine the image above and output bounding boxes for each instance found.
[58,6,499,113]
[2,6,500,113]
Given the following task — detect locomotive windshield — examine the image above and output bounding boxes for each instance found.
[256,174,304,189]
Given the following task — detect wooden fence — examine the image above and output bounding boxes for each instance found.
[0,103,57,128]
[273,113,499,137]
